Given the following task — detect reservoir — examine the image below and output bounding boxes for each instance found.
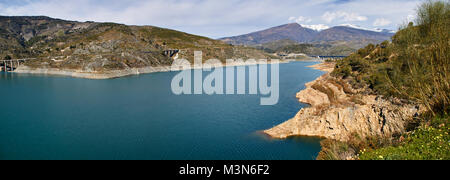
[0,61,324,160]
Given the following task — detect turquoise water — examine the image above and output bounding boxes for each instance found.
[0,61,324,160]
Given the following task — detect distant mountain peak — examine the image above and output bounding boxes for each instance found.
[301,24,330,31]
[284,22,302,26]
[338,24,394,33]
[266,23,303,31]
[220,23,317,45]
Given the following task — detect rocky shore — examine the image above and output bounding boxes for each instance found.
[14,66,173,79]
[14,60,294,79]
[265,62,421,141]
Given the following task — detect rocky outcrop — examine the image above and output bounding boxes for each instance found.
[265,63,420,141]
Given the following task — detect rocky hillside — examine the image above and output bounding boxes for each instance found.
[266,0,448,160]
[0,16,270,73]
[313,26,394,42]
[220,23,394,56]
[220,23,394,45]
[253,39,370,56]
[264,65,421,142]
[0,16,91,58]
[220,23,318,45]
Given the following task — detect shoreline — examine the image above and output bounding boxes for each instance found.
[263,62,335,139]
[264,61,421,160]
[264,61,419,142]
[306,62,335,73]
[13,59,320,79]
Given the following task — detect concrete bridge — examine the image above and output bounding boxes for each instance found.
[309,55,347,60]
[0,58,34,72]
[163,49,180,57]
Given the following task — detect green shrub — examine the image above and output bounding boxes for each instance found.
[331,0,449,116]
[323,0,449,160]
[312,83,337,104]
[359,116,449,160]
[332,63,352,78]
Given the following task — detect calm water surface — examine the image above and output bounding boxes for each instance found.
[0,61,324,160]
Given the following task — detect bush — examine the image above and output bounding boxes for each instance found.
[312,83,338,104]
[331,0,449,116]
[359,116,449,160]
[332,63,352,78]
[324,0,449,160]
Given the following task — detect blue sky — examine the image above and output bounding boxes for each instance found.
[0,0,422,38]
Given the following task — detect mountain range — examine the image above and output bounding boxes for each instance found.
[0,16,397,70]
[220,23,395,46]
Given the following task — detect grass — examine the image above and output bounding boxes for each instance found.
[317,139,353,160]
[317,132,398,160]
[359,116,449,160]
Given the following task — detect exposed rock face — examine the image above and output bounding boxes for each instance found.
[265,63,420,142]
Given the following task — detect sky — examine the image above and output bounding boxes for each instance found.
[0,0,423,38]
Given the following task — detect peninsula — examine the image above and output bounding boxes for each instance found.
[265,0,449,160]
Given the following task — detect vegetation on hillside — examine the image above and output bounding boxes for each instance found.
[359,116,449,160]
[325,0,449,160]
[0,16,270,71]
[252,39,312,54]
[333,0,449,116]
[252,39,376,56]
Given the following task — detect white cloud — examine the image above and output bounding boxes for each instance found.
[373,18,392,26]
[0,0,423,38]
[407,14,416,22]
[322,11,368,23]
[289,16,312,23]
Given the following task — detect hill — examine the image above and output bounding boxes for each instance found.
[323,0,449,160]
[220,23,395,56]
[0,16,270,73]
[313,26,394,42]
[220,23,318,45]
[252,39,375,56]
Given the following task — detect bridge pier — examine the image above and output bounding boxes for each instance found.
[0,59,31,72]
[308,55,347,61]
